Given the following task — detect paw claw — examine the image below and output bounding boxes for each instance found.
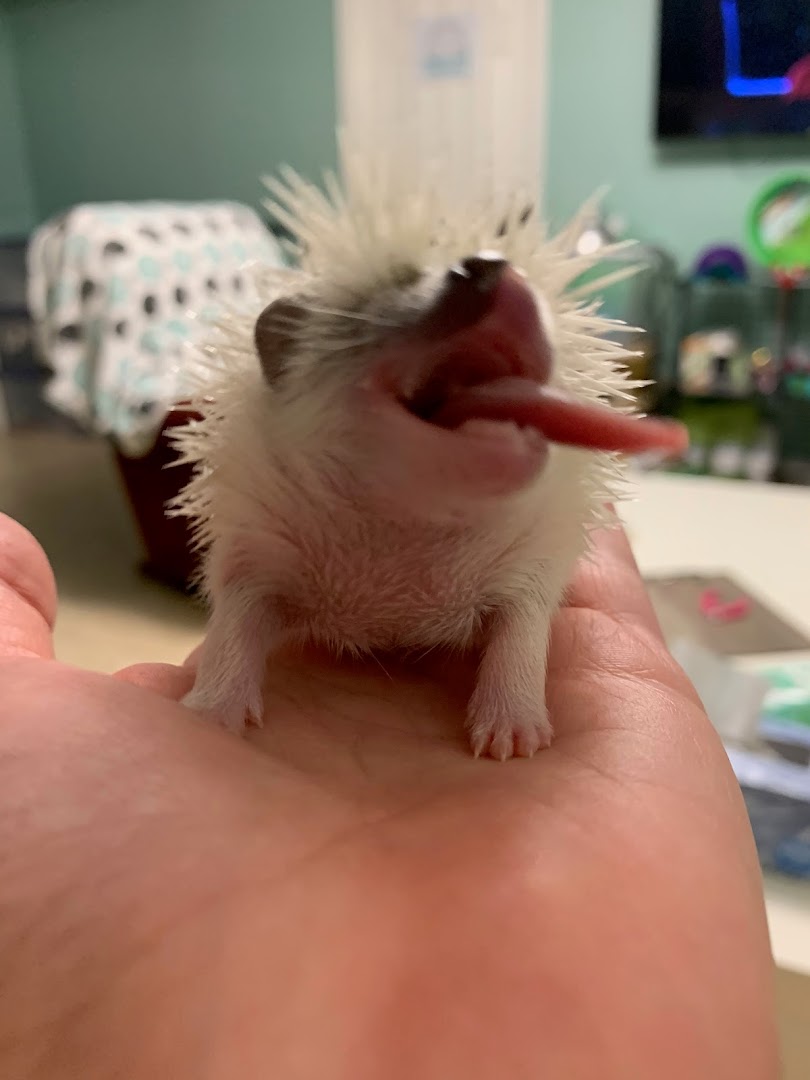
[182,689,263,735]
[468,708,552,761]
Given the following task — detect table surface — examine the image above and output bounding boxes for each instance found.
[2,433,810,975]
[621,471,810,647]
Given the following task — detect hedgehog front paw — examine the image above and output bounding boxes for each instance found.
[182,684,264,735]
[467,697,552,761]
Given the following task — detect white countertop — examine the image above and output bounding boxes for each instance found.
[623,471,810,977]
[623,471,810,646]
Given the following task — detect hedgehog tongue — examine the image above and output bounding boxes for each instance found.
[432,377,688,455]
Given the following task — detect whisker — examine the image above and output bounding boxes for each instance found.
[300,305,400,328]
[413,642,440,664]
[368,650,395,683]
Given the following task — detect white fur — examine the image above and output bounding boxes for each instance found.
[170,154,641,759]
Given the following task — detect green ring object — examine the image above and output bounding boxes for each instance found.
[747,174,810,270]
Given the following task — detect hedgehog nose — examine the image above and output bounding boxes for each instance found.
[419,251,513,341]
[449,251,509,293]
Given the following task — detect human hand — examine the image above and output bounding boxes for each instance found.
[0,512,777,1079]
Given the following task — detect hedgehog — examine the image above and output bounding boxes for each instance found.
[170,153,685,760]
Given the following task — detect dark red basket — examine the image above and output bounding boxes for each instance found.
[113,407,202,592]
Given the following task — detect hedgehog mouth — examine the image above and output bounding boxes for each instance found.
[382,267,552,433]
[378,269,688,457]
[402,342,548,428]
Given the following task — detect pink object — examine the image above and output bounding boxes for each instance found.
[787,54,810,101]
[717,598,751,622]
[699,589,751,623]
[699,589,721,616]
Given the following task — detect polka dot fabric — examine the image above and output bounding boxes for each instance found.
[27,200,285,456]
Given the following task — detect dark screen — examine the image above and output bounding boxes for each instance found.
[657,0,810,138]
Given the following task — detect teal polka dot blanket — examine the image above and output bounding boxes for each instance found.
[27,201,284,456]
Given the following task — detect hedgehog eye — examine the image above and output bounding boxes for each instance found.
[390,264,422,288]
[254,297,308,384]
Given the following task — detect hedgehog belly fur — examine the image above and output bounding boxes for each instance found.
[184,387,603,655]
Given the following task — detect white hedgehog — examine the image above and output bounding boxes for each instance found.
[171,154,684,760]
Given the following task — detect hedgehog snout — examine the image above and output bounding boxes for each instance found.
[418,251,518,342]
[448,251,509,293]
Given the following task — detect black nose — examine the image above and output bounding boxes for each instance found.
[450,251,509,293]
[420,251,510,341]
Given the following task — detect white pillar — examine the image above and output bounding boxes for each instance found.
[335,0,550,215]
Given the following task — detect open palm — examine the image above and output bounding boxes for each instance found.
[0,513,777,1079]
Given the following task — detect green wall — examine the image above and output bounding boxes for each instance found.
[3,0,810,268]
[0,11,34,237]
[6,0,336,223]
[546,0,810,267]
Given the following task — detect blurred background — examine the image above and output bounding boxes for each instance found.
[1,0,810,1069]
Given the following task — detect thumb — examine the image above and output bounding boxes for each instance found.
[0,514,57,661]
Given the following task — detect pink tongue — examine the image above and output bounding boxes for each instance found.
[432,377,688,455]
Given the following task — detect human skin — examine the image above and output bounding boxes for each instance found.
[0,512,778,1079]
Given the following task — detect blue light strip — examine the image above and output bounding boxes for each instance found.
[719,0,791,98]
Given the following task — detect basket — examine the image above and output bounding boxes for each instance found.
[113,407,202,592]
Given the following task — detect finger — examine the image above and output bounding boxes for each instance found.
[549,520,705,732]
[182,643,203,670]
[564,520,665,642]
[113,640,203,700]
[0,514,57,661]
[114,662,196,700]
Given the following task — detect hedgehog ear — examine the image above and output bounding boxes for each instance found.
[254,296,308,384]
